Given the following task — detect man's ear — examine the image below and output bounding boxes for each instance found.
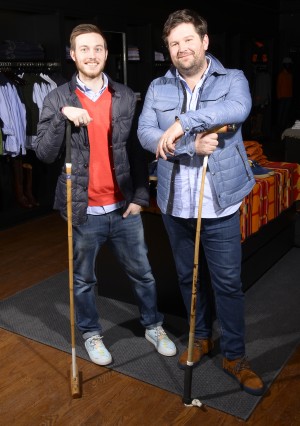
[203,34,209,52]
[70,50,76,62]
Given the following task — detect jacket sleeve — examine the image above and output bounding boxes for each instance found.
[137,81,165,155]
[138,69,252,157]
[128,99,150,207]
[178,70,252,135]
[35,89,67,164]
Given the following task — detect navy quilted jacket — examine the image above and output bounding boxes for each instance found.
[137,54,255,212]
[35,73,149,225]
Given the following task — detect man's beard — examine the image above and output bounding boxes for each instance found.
[177,61,199,77]
[176,55,206,77]
[82,69,101,78]
[76,61,104,78]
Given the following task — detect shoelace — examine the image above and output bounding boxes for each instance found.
[156,326,167,338]
[194,339,210,349]
[89,336,103,347]
[233,356,251,372]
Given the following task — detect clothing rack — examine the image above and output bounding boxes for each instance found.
[0,61,61,69]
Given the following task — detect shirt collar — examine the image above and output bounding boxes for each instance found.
[176,56,211,91]
[76,72,108,96]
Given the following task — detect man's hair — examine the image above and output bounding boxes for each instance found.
[70,23,107,51]
[162,9,208,47]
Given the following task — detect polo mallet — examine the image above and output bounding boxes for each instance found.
[66,119,81,398]
[182,124,236,407]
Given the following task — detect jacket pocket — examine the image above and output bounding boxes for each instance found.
[153,98,181,130]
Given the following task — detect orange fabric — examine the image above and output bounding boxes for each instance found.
[271,169,286,214]
[239,196,251,242]
[243,140,268,163]
[265,161,300,204]
[250,182,264,234]
[255,175,276,223]
[76,89,124,207]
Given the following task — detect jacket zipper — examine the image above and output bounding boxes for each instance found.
[236,145,251,180]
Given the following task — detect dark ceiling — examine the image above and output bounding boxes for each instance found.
[230,0,299,13]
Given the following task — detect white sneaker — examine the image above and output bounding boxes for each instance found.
[84,335,112,365]
[145,326,177,356]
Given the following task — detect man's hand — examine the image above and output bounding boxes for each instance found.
[156,121,184,160]
[122,203,141,218]
[62,106,93,127]
[194,131,219,155]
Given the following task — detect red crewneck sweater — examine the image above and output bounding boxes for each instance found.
[76,88,123,206]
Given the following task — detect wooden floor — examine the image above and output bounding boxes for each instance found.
[0,212,299,426]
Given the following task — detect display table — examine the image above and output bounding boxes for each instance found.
[282,127,300,163]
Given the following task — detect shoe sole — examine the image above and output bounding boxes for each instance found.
[87,355,113,366]
[84,344,113,366]
[145,334,177,356]
[223,369,264,396]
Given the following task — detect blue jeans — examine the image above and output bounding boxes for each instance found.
[162,211,245,360]
[73,209,163,339]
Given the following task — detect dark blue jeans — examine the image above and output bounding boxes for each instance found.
[162,211,245,360]
[73,209,163,339]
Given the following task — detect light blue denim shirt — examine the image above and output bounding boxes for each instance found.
[76,73,125,215]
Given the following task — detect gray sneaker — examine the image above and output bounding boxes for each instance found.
[84,335,112,365]
[145,326,177,356]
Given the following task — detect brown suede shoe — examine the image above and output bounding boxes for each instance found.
[178,338,214,370]
[223,356,265,396]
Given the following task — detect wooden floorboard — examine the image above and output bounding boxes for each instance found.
[0,212,299,425]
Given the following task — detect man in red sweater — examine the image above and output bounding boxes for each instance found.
[35,24,176,365]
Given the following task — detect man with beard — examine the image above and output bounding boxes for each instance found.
[35,23,176,366]
[138,9,264,395]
